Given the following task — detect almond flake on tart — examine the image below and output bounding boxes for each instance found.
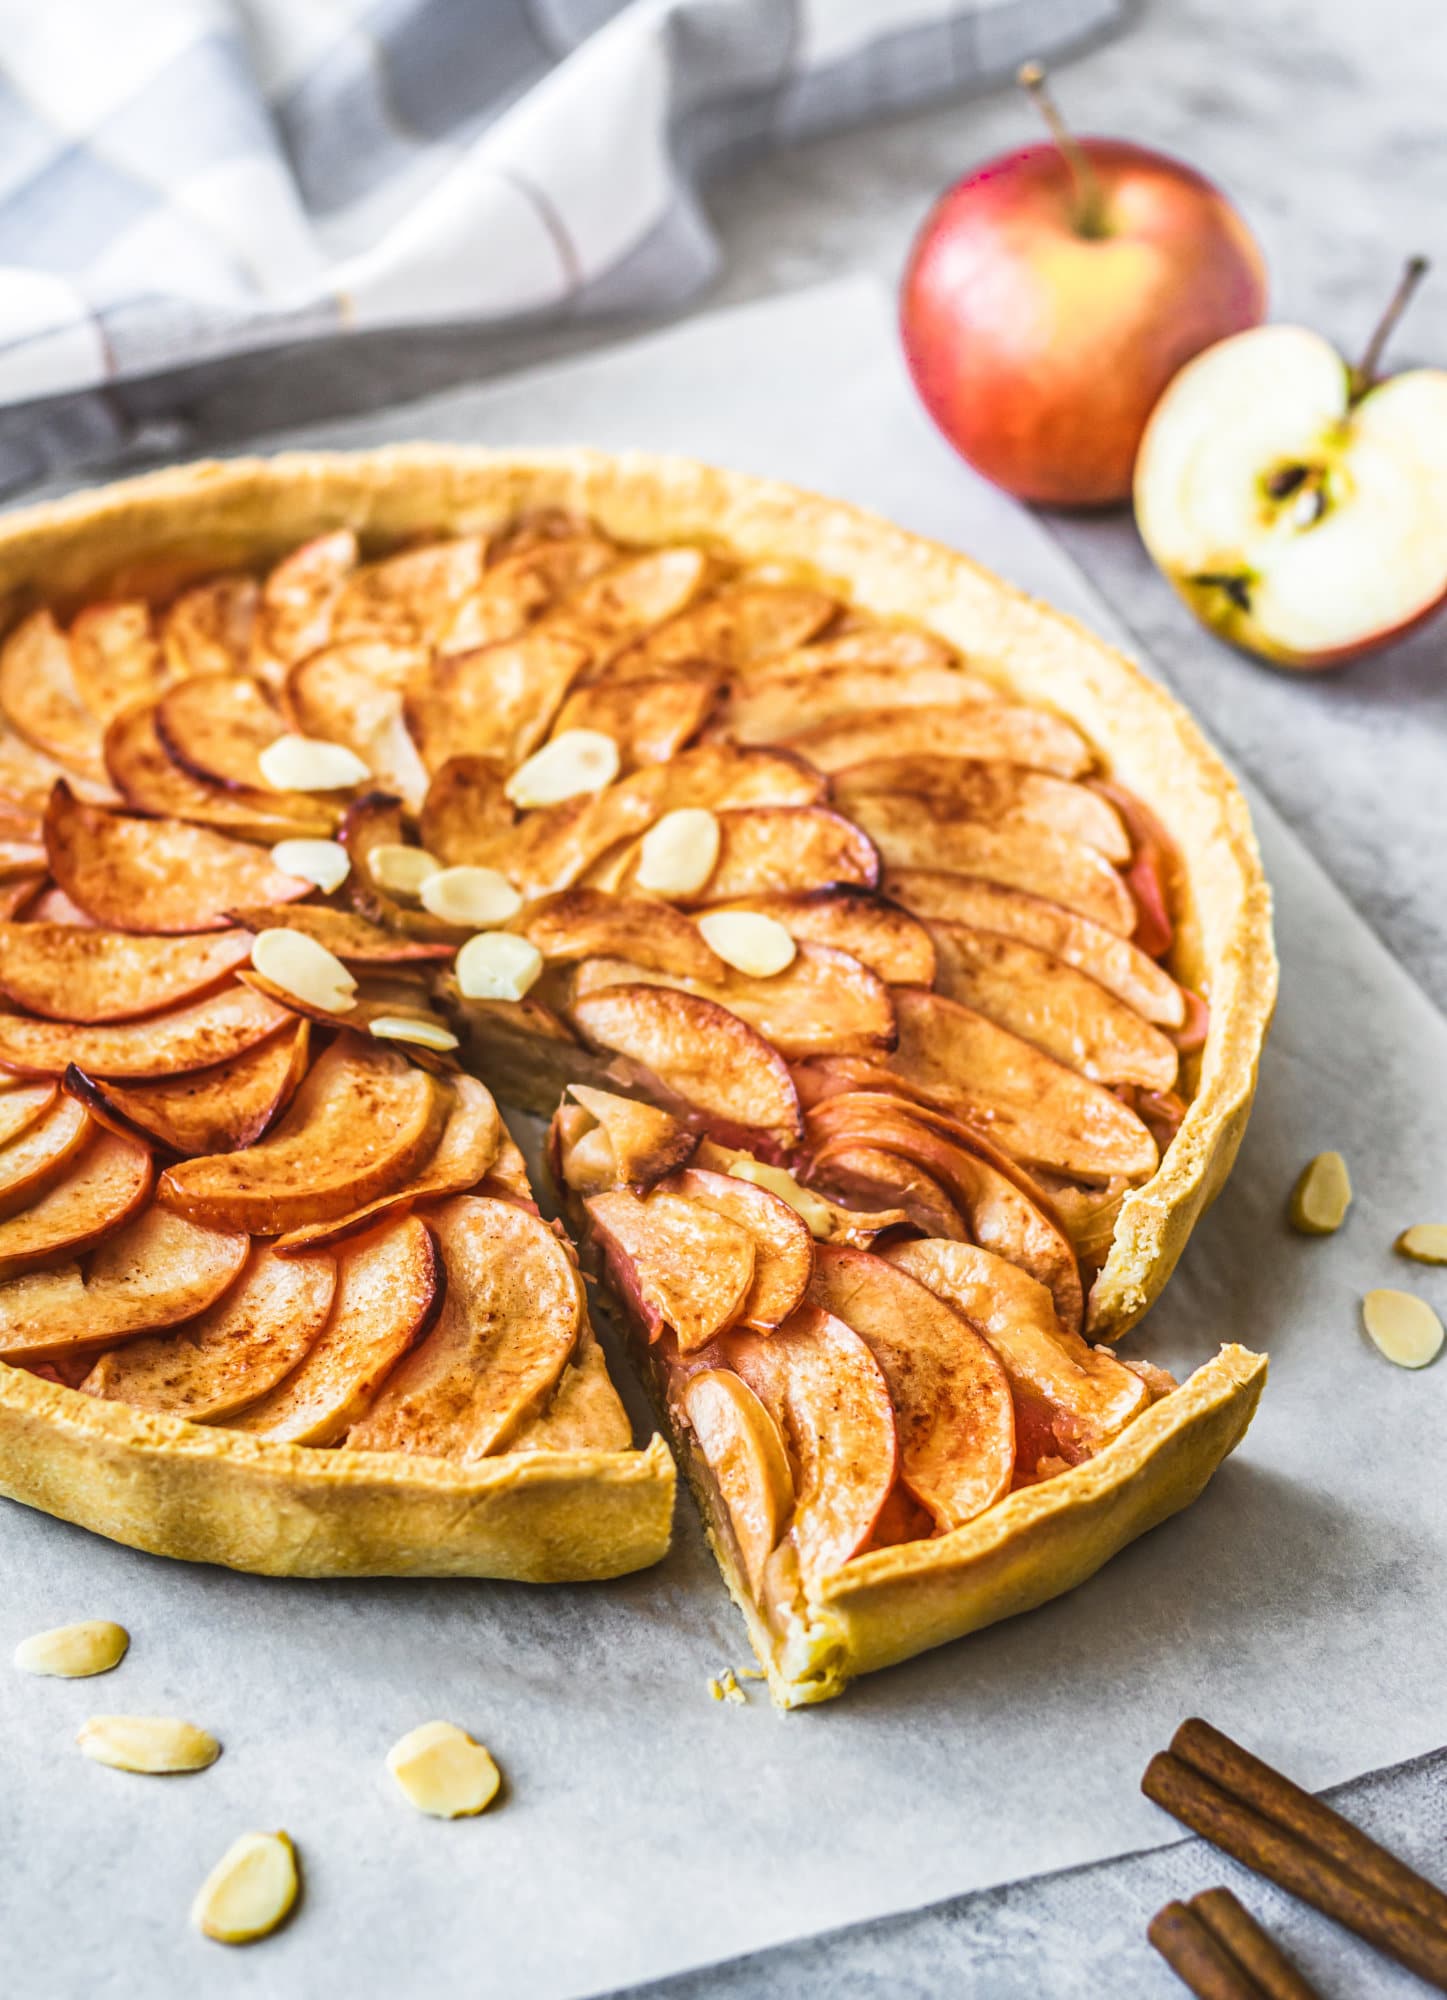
[0,449,1274,1704]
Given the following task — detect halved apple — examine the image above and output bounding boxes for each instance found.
[0,1095,91,1220]
[720,1305,898,1581]
[832,760,1129,861]
[81,1245,337,1421]
[809,1244,1015,1531]
[698,888,936,987]
[0,1205,247,1361]
[155,673,285,791]
[65,1019,309,1156]
[45,783,312,933]
[678,1367,795,1592]
[516,888,726,982]
[661,1167,814,1332]
[725,663,1000,744]
[0,925,252,1024]
[161,574,259,678]
[571,984,802,1154]
[554,1082,697,1194]
[159,1035,447,1233]
[69,601,169,726]
[929,922,1179,1090]
[345,1196,581,1460]
[0,611,107,784]
[0,1129,153,1281]
[885,870,1185,1028]
[0,982,291,1081]
[586,1185,756,1348]
[286,645,431,807]
[843,797,1134,935]
[601,583,836,680]
[228,1214,441,1445]
[782,703,1092,778]
[550,674,718,766]
[403,631,591,772]
[227,904,456,966]
[103,703,339,842]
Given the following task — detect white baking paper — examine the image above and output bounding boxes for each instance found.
[1,281,1444,2000]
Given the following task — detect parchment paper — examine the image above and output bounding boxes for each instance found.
[1,281,1443,2000]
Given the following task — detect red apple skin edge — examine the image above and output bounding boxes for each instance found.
[900,140,1268,508]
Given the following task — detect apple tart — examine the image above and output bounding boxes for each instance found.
[0,449,1273,1696]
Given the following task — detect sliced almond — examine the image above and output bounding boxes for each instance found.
[14,1619,128,1678]
[696,909,796,979]
[1362,1288,1444,1369]
[636,807,721,898]
[250,928,357,1015]
[368,1016,459,1052]
[258,733,369,793]
[268,838,350,894]
[504,729,619,809]
[720,1155,837,1240]
[192,1831,298,1944]
[455,932,543,1003]
[1396,1224,1447,1265]
[385,1720,501,1819]
[76,1715,220,1774]
[370,842,442,896]
[1289,1150,1352,1235]
[419,865,522,927]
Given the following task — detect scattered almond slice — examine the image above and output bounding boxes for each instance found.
[250,928,357,1015]
[258,733,369,793]
[370,842,442,896]
[696,909,796,979]
[505,729,619,809]
[14,1619,128,1678]
[1396,1224,1447,1266]
[1362,1288,1444,1369]
[192,1831,298,1945]
[455,932,543,1002]
[269,838,350,894]
[385,1720,501,1818]
[369,1016,459,1053]
[76,1715,220,1774]
[420,865,522,927]
[636,807,721,898]
[1289,1150,1352,1235]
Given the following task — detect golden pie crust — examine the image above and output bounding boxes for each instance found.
[0,448,1274,1639]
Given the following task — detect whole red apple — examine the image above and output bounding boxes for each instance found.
[900,65,1268,508]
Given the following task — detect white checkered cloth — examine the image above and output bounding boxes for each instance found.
[0,0,1118,487]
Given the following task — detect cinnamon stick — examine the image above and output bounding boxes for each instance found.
[1173,1719,1447,1939]
[1190,1889,1321,2000]
[1143,1751,1447,1991]
[1147,1900,1264,1998]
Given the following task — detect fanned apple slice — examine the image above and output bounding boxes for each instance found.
[331,536,487,647]
[346,1197,581,1461]
[403,632,592,771]
[161,574,259,677]
[884,1238,1148,1452]
[66,1019,309,1155]
[659,743,827,811]
[0,1204,247,1361]
[227,1215,441,1444]
[720,1305,898,1581]
[237,966,445,1040]
[885,871,1185,1028]
[509,1332,634,1454]
[550,674,718,766]
[340,794,469,940]
[725,664,1001,744]
[517,888,726,982]
[286,644,432,804]
[930,923,1179,1091]
[0,1095,90,1219]
[572,984,802,1154]
[159,1034,447,1233]
[805,1137,968,1243]
[677,1368,794,1593]
[0,983,290,1080]
[728,627,954,680]
[0,727,114,814]
[832,761,1130,861]
[603,583,836,680]
[254,528,357,677]
[275,1074,501,1252]
[782,703,1092,778]
[104,704,339,841]
[0,1130,153,1281]
[45,783,312,933]
[228,904,456,966]
[69,602,170,726]
[587,1186,756,1349]
[809,1244,1015,1531]
[557,547,711,657]
[0,611,107,782]
[690,1139,913,1246]
[699,889,936,986]
[0,1082,58,1149]
[155,673,284,790]
[553,1083,698,1194]
[661,1167,814,1333]
[418,755,516,864]
[844,797,1134,935]
[0,925,252,1024]
[82,1245,337,1420]
[440,533,618,651]
[614,805,877,904]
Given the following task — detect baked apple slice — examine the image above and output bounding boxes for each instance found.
[729,627,954,679]
[598,580,830,678]
[550,674,719,767]
[331,535,487,647]
[0,1130,154,1282]
[104,703,339,842]
[69,602,170,727]
[552,1083,698,1194]
[0,982,291,1080]
[418,755,516,864]
[587,1185,757,1348]
[286,644,432,806]
[677,1367,794,1593]
[0,611,107,784]
[155,673,286,791]
[698,889,937,987]
[783,702,1092,778]
[685,805,879,903]
[253,528,357,678]
[557,546,711,656]
[517,888,726,983]
[0,1081,58,1147]
[65,1019,309,1155]
[402,631,591,770]
[161,574,259,678]
[439,533,618,651]
[660,1167,814,1332]
[340,794,469,941]
[0,925,252,1024]
[724,663,1000,743]
[228,905,456,967]
[833,759,1129,861]
[0,1205,247,1361]
[690,1140,912,1246]
[0,1096,92,1220]
[93,1240,322,1416]
[806,1137,967,1242]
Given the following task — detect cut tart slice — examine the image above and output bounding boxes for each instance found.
[0,448,1272,1681]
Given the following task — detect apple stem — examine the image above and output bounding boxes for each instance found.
[1017,60,1107,238]
[1350,255,1430,400]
